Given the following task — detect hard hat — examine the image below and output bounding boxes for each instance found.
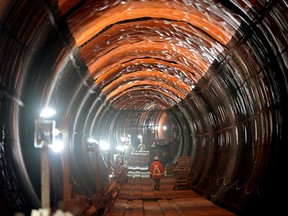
[154,156,159,160]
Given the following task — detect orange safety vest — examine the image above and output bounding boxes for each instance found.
[149,161,164,179]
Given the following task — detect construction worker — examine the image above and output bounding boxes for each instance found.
[149,156,164,190]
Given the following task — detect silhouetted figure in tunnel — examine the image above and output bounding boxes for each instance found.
[149,156,164,191]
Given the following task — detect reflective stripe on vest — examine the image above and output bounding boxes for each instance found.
[152,164,161,176]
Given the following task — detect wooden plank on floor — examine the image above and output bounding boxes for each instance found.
[106,199,127,216]
[143,201,163,216]
[157,199,180,216]
[142,185,155,199]
[131,200,144,216]
[124,200,132,216]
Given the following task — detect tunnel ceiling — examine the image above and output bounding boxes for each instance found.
[58,0,243,111]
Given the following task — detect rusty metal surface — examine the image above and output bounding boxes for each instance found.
[0,0,287,215]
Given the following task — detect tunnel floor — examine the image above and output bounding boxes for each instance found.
[106,152,236,216]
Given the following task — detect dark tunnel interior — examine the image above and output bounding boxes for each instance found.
[0,0,288,215]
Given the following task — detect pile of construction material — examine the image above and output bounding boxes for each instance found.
[173,156,191,190]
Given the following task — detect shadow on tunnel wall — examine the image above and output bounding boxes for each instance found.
[0,0,288,216]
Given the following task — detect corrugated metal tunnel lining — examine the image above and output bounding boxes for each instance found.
[0,0,287,215]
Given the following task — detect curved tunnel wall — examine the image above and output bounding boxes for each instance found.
[0,0,287,215]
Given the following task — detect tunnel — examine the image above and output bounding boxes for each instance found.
[0,0,288,215]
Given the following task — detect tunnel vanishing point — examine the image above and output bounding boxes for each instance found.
[0,0,287,215]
